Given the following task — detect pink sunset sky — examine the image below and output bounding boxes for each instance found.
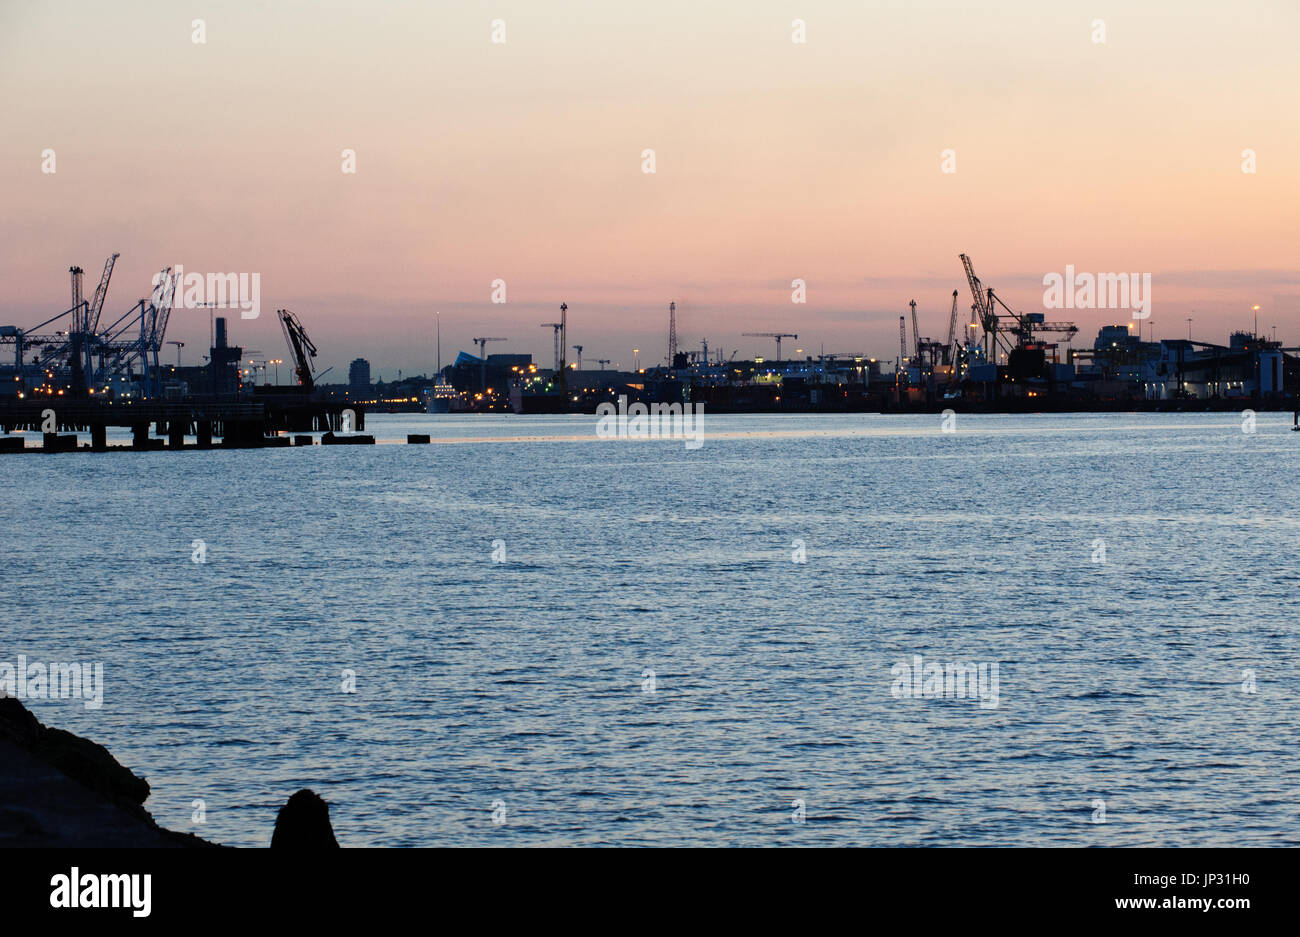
[2,0,1297,377]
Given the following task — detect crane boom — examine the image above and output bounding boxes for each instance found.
[88,253,119,334]
[742,331,798,359]
[149,267,177,348]
[277,308,319,390]
[960,253,988,326]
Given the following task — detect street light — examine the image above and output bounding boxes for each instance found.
[633,348,639,370]
[270,358,283,385]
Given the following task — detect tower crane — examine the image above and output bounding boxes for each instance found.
[540,322,562,371]
[472,337,507,391]
[742,332,798,360]
[554,303,568,392]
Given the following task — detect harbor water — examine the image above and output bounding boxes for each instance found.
[3,412,1298,846]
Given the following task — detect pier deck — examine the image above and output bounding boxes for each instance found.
[0,396,364,451]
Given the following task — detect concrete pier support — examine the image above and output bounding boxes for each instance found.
[196,421,213,448]
[90,424,107,450]
[132,423,150,450]
[168,422,186,449]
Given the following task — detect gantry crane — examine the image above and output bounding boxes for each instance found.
[1,257,177,397]
[742,332,798,360]
[960,253,1077,361]
[908,299,948,399]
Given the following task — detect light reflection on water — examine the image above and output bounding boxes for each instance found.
[4,412,1298,846]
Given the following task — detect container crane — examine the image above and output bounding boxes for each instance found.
[960,253,1078,367]
[2,257,176,397]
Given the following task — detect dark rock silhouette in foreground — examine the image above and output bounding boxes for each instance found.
[270,789,340,849]
[0,697,216,847]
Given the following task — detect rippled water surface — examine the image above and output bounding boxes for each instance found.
[4,412,1298,846]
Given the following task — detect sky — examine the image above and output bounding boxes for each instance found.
[2,0,1298,378]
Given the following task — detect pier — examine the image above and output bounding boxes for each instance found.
[0,396,363,452]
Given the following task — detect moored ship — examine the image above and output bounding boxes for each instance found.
[426,379,460,413]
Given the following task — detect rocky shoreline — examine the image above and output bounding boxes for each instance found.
[0,698,337,848]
